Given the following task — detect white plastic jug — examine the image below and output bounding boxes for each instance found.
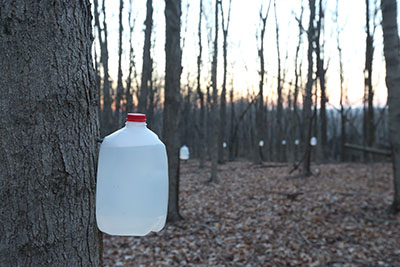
[259,140,264,147]
[310,136,318,146]
[180,145,189,160]
[96,113,168,236]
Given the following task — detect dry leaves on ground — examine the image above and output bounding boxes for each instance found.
[103,161,400,266]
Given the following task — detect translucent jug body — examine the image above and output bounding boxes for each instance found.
[180,145,189,160]
[96,114,168,236]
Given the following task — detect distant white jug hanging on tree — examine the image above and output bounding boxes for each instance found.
[180,145,190,160]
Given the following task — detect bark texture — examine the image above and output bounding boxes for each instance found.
[381,0,400,212]
[164,0,183,221]
[0,0,101,265]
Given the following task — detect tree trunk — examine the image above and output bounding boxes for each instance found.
[209,0,219,183]
[274,0,283,162]
[256,2,270,164]
[336,0,347,162]
[93,0,102,118]
[316,0,328,160]
[218,0,232,164]
[101,0,112,135]
[364,0,375,160]
[126,0,136,114]
[116,0,124,128]
[293,5,303,162]
[197,0,205,168]
[139,0,153,115]
[381,0,400,213]
[303,0,316,177]
[0,1,101,265]
[229,85,236,161]
[164,0,183,222]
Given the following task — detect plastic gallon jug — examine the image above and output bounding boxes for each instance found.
[310,136,318,146]
[96,113,168,236]
[179,145,189,160]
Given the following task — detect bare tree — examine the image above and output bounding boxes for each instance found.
[316,0,328,159]
[126,0,137,114]
[218,0,232,164]
[292,5,304,162]
[256,1,271,164]
[139,0,153,115]
[274,0,283,162]
[0,1,101,265]
[303,0,316,177]
[116,0,124,127]
[209,0,220,182]
[229,77,236,161]
[197,0,206,168]
[335,0,347,162]
[381,0,400,213]
[94,0,112,135]
[164,0,183,221]
[363,0,378,154]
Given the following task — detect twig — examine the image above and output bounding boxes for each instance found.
[263,191,304,201]
[254,163,288,168]
[295,225,313,247]
[196,223,223,246]
[364,216,400,225]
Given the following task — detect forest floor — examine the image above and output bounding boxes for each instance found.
[103,160,400,266]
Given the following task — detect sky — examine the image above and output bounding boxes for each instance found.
[93,0,400,108]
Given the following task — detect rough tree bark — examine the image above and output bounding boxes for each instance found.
[0,0,101,265]
[303,0,316,177]
[164,0,183,221]
[217,0,232,164]
[197,0,206,168]
[209,0,219,183]
[116,0,124,127]
[139,0,153,115]
[381,0,400,213]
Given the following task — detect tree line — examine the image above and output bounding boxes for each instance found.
[94,0,390,173]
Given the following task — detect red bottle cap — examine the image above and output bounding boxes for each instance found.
[126,113,146,122]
